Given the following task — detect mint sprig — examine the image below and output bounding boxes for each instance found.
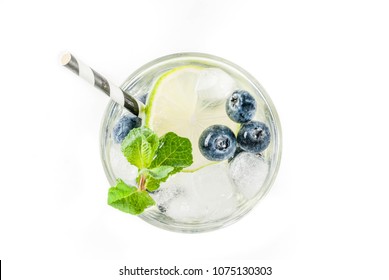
[108,127,193,215]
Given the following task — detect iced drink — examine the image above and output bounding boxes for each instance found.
[100,53,281,232]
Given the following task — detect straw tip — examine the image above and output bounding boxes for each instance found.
[60,52,72,66]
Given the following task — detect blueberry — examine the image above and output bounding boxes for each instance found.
[226,90,256,123]
[112,114,142,143]
[237,121,270,153]
[199,125,237,161]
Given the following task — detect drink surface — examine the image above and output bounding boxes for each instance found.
[101,54,280,232]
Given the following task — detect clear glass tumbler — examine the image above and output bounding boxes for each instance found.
[100,53,282,233]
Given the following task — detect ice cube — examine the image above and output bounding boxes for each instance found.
[196,68,237,105]
[156,172,207,221]
[229,152,269,200]
[110,143,138,186]
[193,162,235,204]
[165,195,205,221]
[194,162,237,221]
[156,163,239,222]
[193,162,239,220]
[150,172,190,208]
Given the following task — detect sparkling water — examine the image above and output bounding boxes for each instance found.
[108,65,272,224]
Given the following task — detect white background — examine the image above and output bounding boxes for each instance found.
[1,0,389,279]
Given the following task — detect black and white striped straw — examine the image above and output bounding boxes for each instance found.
[61,52,144,116]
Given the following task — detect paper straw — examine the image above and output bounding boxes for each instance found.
[61,52,144,116]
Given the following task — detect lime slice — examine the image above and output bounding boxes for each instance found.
[145,66,239,171]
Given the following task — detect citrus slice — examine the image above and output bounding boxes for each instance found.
[145,66,239,171]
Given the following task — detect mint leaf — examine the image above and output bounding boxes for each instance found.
[147,166,174,180]
[151,132,193,169]
[108,179,155,215]
[144,132,192,191]
[144,177,160,192]
[121,127,159,169]
[145,167,183,191]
